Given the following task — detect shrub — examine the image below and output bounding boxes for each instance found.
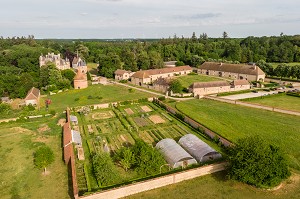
[158,96,166,101]
[49,110,56,115]
[87,95,93,99]
[74,98,80,101]
[119,80,128,83]
[228,136,290,188]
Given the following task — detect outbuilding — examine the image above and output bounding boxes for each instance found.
[179,134,222,163]
[156,138,197,168]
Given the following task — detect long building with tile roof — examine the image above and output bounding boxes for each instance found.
[198,62,265,82]
[131,65,192,85]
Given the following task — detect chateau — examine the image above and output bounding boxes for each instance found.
[39,53,70,70]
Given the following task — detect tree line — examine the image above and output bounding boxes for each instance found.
[1,34,300,98]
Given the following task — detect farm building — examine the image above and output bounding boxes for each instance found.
[24,87,40,106]
[156,138,197,169]
[198,62,265,82]
[71,130,82,147]
[178,134,222,163]
[114,69,134,81]
[70,115,78,125]
[131,65,192,86]
[189,81,231,97]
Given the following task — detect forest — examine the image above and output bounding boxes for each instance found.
[1,33,300,99]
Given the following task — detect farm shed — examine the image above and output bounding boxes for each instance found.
[179,134,222,163]
[71,130,82,147]
[70,115,78,125]
[156,138,197,168]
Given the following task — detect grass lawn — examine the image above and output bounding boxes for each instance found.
[175,74,226,88]
[175,99,300,170]
[126,170,300,199]
[0,116,69,199]
[87,62,98,75]
[241,94,300,111]
[270,62,300,68]
[44,84,156,112]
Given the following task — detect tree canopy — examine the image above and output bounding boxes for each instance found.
[34,146,55,174]
[227,136,290,188]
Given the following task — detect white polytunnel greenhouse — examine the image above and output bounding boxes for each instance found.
[178,134,222,163]
[155,138,197,169]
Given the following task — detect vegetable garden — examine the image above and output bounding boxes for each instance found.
[71,101,221,195]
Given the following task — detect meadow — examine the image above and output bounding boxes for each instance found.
[0,115,69,199]
[44,84,155,112]
[175,99,300,170]
[126,170,300,199]
[175,74,225,88]
[241,94,300,111]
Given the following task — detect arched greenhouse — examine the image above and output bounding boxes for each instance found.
[156,138,197,168]
[178,134,222,163]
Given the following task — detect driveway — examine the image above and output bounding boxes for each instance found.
[220,91,280,100]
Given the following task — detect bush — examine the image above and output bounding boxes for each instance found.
[228,136,290,188]
[74,98,80,101]
[158,96,166,101]
[188,72,197,75]
[119,80,128,83]
[49,110,56,115]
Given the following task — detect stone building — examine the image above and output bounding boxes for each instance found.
[114,69,133,81]
[130,65,192,86]
[198,62,265,82]
[39,53,70,70]
[25,87,40,106]
[74,67,88,89]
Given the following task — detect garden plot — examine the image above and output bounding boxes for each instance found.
[149,115,165,124]
[124,108,134,115]
[92,111,115,120]
[134,117,149,127]
[141,105,152,112]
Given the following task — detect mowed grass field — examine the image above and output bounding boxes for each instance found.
[175,74,225,88]
[175,99,300,170]
[126,171,300,199]
[0,116,69,199]
[45,84,156,112]
[241,94,300,111]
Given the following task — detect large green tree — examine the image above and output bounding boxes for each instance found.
[228,136,290,188]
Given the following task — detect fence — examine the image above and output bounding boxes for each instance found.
[80,162,227,199]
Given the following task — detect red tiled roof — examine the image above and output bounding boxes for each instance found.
[131,65,192,79]
[25,87,40,100]
[114,69,131,75]
[200,62,265,76]
[232,79,250,86]
[190,81,230,89]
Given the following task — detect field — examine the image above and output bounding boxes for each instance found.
[241,94,300,111]
[87,62,98,75]
[45,84,156,112]
[175,74,226,88]
[0,116,69,199]
[73,102,222,193]
[175,99,300,170]
[126,170,300,199]
[270,62,300,68]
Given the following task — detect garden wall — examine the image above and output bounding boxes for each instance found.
[63,108,79,199]
[80,162,227,199]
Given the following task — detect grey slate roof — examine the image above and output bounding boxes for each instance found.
[70,115,78,123]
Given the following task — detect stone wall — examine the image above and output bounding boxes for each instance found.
[80,162,227,199]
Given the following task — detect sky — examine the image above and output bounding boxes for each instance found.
[1,0,300,39]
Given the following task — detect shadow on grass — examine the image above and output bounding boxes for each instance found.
[210,170,228,182]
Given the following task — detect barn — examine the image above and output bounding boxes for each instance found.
[155,138,197,169]
[179,134,222,163]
